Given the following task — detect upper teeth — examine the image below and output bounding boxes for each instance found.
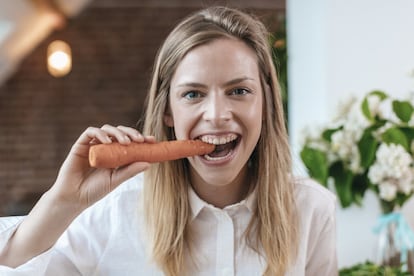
[200,134,238,145]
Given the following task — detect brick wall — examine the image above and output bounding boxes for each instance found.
[0,5,283,216]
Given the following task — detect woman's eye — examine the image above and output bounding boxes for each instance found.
[230,88,250,96]
[183,91,201,99]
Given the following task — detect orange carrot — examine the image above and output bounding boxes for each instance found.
[89,140,215,168]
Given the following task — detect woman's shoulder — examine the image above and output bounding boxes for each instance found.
[293,177,337,215]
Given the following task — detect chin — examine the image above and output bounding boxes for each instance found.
[190,162,249,188]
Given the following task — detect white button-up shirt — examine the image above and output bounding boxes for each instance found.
[0,174,337,275]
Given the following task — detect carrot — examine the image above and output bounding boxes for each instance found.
[89,140,215,168]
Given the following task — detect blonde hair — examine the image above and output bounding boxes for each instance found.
[142,6,298,276]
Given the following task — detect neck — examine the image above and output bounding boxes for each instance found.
[190,166,252,209]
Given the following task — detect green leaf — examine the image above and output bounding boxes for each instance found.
[393,100,414,123]
[400,127,414,141]
[352,174,370,206]
[339,261,411,276]
[330,162,354,208]
[399,127,414,153]
[358,130,378,169]
[369,90,388,100]
[361,90,388,121]
[381,127,409,151]
[300,146,328,186]
[361,97,373,121]
[369,119,387,130]
[395,192,412,209]
[322,126,342,142]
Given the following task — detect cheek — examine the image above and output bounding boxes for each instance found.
[244,99,263,141]
[170,107,196,139]
[245,98,263,124]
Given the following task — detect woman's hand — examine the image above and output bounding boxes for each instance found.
[0,125,153,268]
[50,125,152,210]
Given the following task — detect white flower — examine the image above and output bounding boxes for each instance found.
[349,147,363,174]
[399,173,414,195]
[330,126,363,173]
[348,102,371,129]
[368,163,385,184]
[368,143,414,201]
[300,125,332,159]
[366,94,382,118]
[372,122,392,141]
[299,125,324,147]
[333,96,358,122]
[379,181,398,201]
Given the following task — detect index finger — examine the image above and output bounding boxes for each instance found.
[77,127,112,146]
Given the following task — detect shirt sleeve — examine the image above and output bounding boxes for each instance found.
[305,201,338,276]
[0,175,142,276]
[0,216,82,276]
[293,177,339,276]
[0,216,24,249]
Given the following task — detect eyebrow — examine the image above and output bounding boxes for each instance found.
[176,77,256,88]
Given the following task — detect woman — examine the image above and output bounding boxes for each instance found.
[0,6,337,276]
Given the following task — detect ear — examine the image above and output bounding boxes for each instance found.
[163,112,174,127]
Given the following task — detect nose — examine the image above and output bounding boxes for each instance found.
[202,93,232,126]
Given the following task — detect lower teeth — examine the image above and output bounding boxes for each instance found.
[204,150,232,161]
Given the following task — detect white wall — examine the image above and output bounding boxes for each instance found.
[288,0,414,268]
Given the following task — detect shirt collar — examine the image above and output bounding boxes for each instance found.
[188,185,257,221]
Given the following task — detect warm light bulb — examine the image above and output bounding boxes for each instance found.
[47,40,72,77]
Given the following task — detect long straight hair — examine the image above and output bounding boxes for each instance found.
[142,6,299,276]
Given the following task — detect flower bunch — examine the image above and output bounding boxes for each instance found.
[300,91,414,212]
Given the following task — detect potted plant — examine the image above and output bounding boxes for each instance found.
[300,90,414,272]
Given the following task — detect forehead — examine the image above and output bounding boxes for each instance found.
[171,38,261,85]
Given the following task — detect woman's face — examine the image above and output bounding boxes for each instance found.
[166,38,263,192]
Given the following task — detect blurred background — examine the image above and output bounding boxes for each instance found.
[0,0,283,215]
[1,0,414,272]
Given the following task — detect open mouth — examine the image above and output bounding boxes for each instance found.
[199,134,240,161]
